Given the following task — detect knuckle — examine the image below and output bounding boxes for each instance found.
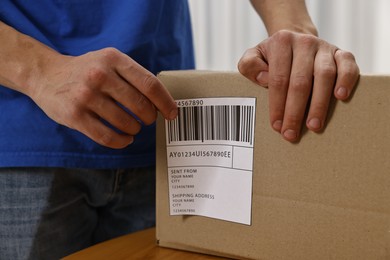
[284,113,302,128]
[96,126,134,149]
[131,122,142,134]
[109,105,145,133]
[348,61,360,75]
[121,119,141,135]
[133,95,157,124]
[100,47,121,61]
[340,64,360,81]
[144,111,158,125]
[272,30,293,44]
[238,57,258,77]
[269,74,289,89]
[352,63,360,75]
[116,114,131,130]
[135,93,149,110]
[98,131,116,147]
[106,110,143,136]
[123,117,142,134]
[92,48,122,69]
[343,68,357,79]
[237,51,255,74]
[290,76,311,94]
[335,50,356,61]
[142,74,160,94]
[77,85,95,104]
[65,104,83,122]
[297,34,317,48]
[237,57,249,75]
[316,64,337,79]
[86,67,108,85]
[335,50,360,81]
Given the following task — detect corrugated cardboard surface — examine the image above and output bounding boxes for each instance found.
[156,71,390,260]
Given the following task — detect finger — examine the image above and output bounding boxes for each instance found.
[76,112,134,149]
[333,50,360,100]
[115,56,178,120]
[90,95,142,135]
[238,45,269,87]
[281,35,317,141]
[266,31,293,133]
[102,75,158,125]
[306,48,337,132]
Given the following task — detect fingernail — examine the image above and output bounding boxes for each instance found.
[336,87,348,99]
[272,120,283,132]
[169,108,178,120]
[308,118,321,130]
[283,129,297,140]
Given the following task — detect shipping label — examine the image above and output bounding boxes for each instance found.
[165,97,256,225]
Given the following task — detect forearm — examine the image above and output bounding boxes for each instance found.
[250,0,318,36]
[0,21,62,97]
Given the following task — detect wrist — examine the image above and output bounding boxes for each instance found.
[0,22,62,98]
[268,22,318,37]
[24,50,66,101]
[251,0,318,37]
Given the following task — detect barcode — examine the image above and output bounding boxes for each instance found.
[167,105,255,144]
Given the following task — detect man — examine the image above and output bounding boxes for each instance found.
[0,0,359,259]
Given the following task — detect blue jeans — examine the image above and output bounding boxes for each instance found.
[0,167,156,260]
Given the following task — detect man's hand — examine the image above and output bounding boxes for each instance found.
[0,22,176,149]
[30,48,177,149]
[238,30,359,142]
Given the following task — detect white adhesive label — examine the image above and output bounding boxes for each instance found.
[165,97,256,225]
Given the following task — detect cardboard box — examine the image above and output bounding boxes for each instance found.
[155,71,390,260]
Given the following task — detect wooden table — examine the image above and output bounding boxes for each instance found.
[62,228,227,259]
